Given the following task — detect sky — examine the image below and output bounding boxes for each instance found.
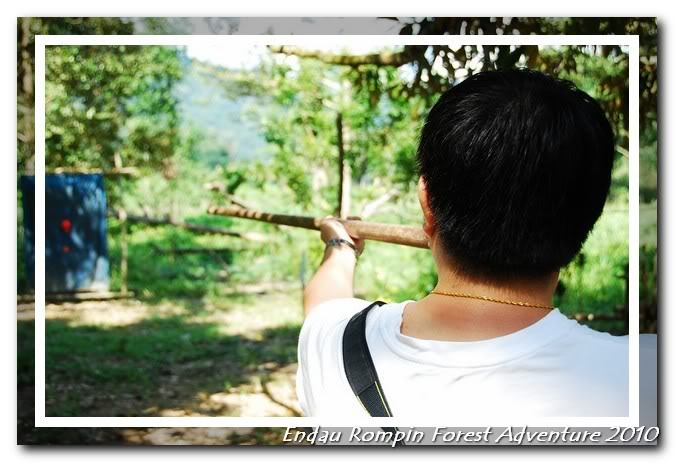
[185,44,267,70]
[185,43,399,70]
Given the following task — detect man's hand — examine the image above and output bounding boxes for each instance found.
[319,216,366,256]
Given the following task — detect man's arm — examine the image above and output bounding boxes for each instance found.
[303,217,365,316]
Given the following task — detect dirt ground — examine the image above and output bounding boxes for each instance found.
[18,291,309,445]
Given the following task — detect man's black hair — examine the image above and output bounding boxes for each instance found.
[417,68,615,279]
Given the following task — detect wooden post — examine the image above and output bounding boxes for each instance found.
[336,113,351,219]
[119,209,129,295]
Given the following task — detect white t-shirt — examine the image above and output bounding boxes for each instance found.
[296,298,647,419]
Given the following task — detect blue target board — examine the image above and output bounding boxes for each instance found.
[21,174,110,293]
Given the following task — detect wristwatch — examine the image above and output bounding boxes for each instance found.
[325,238,360,257]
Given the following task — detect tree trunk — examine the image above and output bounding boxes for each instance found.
[119,209,128,295]
[19,17,35,175]
[336,113,351,219]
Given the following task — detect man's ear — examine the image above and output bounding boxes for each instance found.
[418,176,436,240]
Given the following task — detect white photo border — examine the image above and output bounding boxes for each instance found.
[34,33,640,428]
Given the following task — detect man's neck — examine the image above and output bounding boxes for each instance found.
[401,269,559,342]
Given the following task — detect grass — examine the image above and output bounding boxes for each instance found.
[19,291,305,444]
[39,290,303,418]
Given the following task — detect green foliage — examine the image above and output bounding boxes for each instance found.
[539,46,629,145]
[242,57,428,207]
[18,17,136,171]
[257,60,344,206]
[640,126,658,202]
[45,45,183,170]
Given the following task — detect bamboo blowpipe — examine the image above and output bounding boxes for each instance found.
[207,205,429,249]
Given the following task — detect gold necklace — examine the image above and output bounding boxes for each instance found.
[430,289,555,310]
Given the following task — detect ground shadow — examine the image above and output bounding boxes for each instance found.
[18,310,302,444]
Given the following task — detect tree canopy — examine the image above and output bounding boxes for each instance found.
[45,45,183,172]
[18,17,657,176]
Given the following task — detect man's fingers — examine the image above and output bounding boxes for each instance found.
[320,216,340,229]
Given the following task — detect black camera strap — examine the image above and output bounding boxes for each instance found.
[342,301,404,445]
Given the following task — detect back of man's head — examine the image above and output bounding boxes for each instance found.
[417,68,615,280]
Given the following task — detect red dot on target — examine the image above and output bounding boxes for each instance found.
[60,219,72,233]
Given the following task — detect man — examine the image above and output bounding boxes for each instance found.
[297,68,655,420]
